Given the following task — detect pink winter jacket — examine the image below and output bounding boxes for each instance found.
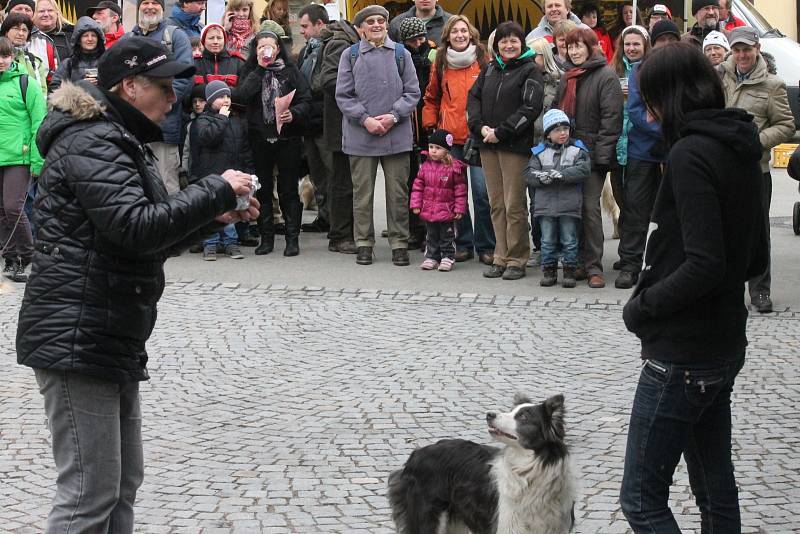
[409,154,468,223]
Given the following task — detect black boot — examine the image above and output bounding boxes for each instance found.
[282,197,302,257]
[540,264,558,287]
[255,218,275,255]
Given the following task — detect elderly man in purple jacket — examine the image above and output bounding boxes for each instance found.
[335,5,420,267]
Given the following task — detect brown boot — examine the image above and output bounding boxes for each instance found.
[540,265,558,287]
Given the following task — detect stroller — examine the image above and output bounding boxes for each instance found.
[789,145,800,235]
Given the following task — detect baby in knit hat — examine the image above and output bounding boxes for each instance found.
[524,109,591,288]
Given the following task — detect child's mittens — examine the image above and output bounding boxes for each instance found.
[535,170,553,185]
[547,169,564,183]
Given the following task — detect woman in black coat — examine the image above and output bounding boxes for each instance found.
[234,29,312,256]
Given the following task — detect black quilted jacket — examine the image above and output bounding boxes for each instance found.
[16,81,237,383]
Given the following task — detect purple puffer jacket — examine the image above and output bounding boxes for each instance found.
[409,155,468,223]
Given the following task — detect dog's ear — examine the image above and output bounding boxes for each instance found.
[513,393,533,406]
[543,394,566,441]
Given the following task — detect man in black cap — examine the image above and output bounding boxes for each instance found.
[87,0,125,48]
[682,0,723,47]
[16,36,259,534]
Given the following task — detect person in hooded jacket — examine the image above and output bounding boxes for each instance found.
[467,21,544,281]
[234,29,311,257]
[555,27,623,288]
[620,42,768,534]
[49,16,104,91]
[193,22,244,89]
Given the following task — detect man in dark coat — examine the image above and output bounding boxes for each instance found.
[16,37,258,533]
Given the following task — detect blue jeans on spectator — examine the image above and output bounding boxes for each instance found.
[203,223,238,248]
[451,145,495,255]
[35,369,143,534]
[620,354,745,534]
[538,215,578,267]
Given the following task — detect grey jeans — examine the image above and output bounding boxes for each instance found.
[35,369,144,534]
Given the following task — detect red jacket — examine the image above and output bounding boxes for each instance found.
[410,155,468,223]
[593,27,614,63]
[723,15,746,31]
[105,25,125,49]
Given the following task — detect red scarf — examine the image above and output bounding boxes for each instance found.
[227,18,253,57]
[558,67,588,118]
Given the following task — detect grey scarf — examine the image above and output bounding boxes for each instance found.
[261,58,285,125]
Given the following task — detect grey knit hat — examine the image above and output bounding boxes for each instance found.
[205,80,231,109]
[398,17,426,42]
[352,5,389,28]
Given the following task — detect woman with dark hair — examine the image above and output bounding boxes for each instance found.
[0,12,47,93]
[423,15,495,266]
[234,30,311,256]
[467,21,544,281]
[609,2,645,44]
[619,42,768,534]
[555,27,622,288]
[0,34,45,282]
[49,16,105,90]
[579,2,614,61]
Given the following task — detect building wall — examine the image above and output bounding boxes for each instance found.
[753,0,796,40]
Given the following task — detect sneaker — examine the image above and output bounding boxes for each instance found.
[588,273,606,288]
[502,266,526,280]
[483,264,505,278]
[454,249,474,262]
[438,257,455,272]
[202,245,217,261]
[526,250,541,268]
[751,293,773,313]
[356,246,373,265]
[392,248,410,266]
[11,258,29,283]
[225,244,244,259]
[420,258,439,270]
[615,270,637,289]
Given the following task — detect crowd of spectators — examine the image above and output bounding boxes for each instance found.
[0,0,795,312]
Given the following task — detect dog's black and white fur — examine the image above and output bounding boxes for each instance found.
[388,394,577,534]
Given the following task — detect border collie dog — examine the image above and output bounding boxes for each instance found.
[388,394,577,534]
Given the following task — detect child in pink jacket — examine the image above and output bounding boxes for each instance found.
[410,129,468,271]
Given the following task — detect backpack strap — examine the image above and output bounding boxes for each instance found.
[162,25,175,53]
[19,74,28,106]
[349,42,405,76]
[348,42,359,68]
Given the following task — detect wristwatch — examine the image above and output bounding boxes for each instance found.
[391,113,399,124]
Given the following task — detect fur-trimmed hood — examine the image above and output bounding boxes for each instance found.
[37,81,162,158]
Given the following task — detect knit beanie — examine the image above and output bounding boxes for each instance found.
[542,109,571,137]
[205,80,231,109]
[398,17,426,42]
[650,20,681,45]
[4,0,34,13]
[201,23,227,46]
[703,30,730,52]
[692,0,719,15]
[137,0,164,10]
[352,5,389,28]
[428,129,454,150]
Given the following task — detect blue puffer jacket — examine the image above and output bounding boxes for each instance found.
[126,22,194,144]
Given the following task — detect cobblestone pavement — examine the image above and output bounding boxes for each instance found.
[1,282,798,533]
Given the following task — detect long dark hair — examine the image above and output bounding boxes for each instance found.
[638,42,725,147]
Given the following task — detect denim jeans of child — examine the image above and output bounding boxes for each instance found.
[35,369,144,534]
[203,223,238,248]
[620,354,745,533]
[538,215,579,267]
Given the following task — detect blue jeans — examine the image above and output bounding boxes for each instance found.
[35,369,143,534]
[620,355,745,534]
[538,215,578,267]
[451,145,495,254]
[203,223,238,247]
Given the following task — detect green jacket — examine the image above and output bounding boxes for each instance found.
[13,48,48,94]
[0,62,47,175]
[719,54,796,172]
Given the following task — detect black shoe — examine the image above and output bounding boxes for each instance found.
[562,266,576,288]
[615,270,637,289]
[283,237,299,257]
[329,239,357,254]
[255,234,275,255]
[11,258,29,283]
[752,293,773,313]
[502,266,526,280]
[613,260,622,271]
[392,248,410,266]
[483,264,506,278]
[301,218,330,233]
[540,265,558,287]
[275,223,286,235]
[356,246,373,265]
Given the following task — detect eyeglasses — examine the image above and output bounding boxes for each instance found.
[363,17,385,26]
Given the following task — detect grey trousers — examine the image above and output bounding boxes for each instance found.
[349,153,410,249]
[149,142,181,195]
[35,369,144,534]
[581,169,606,276]
[304,135,332,223]
[748,171,772,297]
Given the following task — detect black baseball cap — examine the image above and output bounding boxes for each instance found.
[98,36,195,89]
[86,0,122,18]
